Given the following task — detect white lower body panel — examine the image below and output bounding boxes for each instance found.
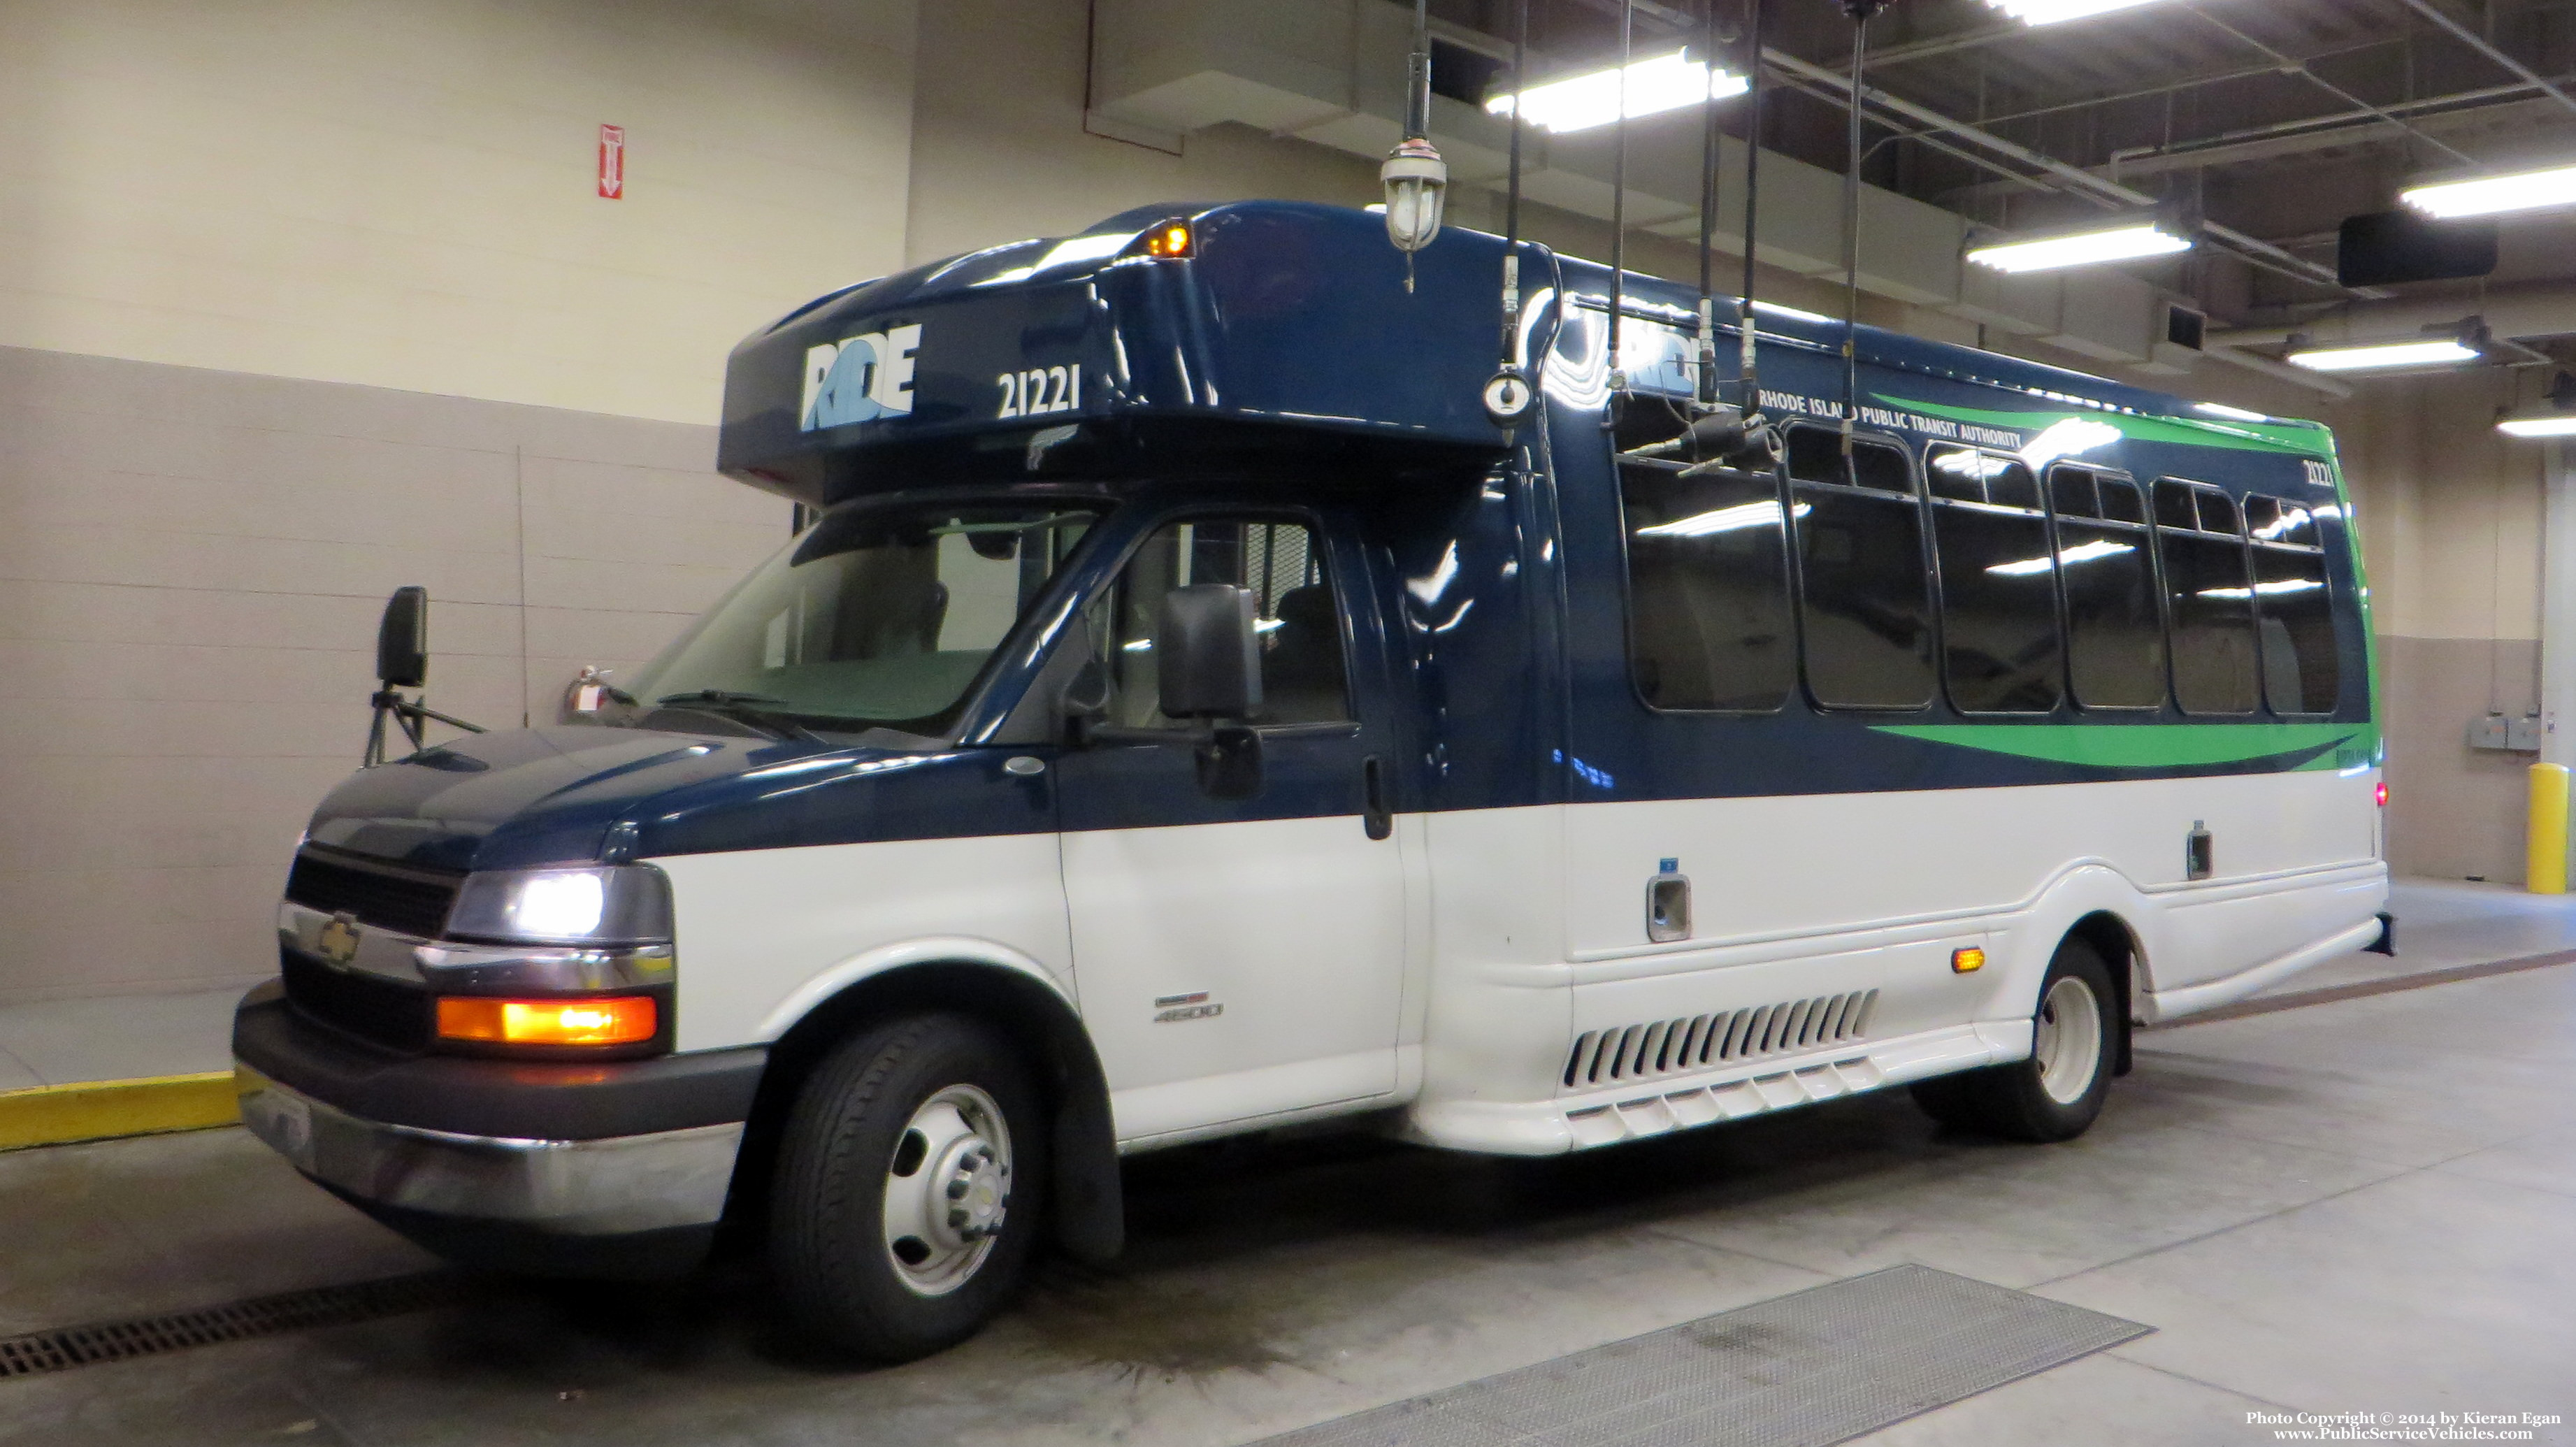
[1402,1018,2032,1157]
[2141,916,2383,1023]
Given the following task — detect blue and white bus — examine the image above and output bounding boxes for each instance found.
[235,199,2389,1360]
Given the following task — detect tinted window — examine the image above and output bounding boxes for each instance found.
[1621,459,1797,711]
[1790,431,1935,708]
[1929,450,2061,713]
[1098,517,1350,726]
[2052,468,2164,709]
[2250,494,2338,713]
[2050,468,2099,519]
[2154,480,2258,714]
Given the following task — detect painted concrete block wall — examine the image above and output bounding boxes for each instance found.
[902,0,1386,268]
[0,0,916,1002]
[0,342,783,999]
[2332,370,2550,884]
[0,0,919,426]
[0,345,787,1002]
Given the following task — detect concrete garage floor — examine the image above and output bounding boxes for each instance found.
[3,884,2574,1446]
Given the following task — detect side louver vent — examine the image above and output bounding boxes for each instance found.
[1563,990,1880,1090]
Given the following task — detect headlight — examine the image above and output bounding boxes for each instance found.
[446,864,673,945]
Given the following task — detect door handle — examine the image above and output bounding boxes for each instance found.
[1362,756,1392,841]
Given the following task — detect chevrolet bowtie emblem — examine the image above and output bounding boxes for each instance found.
[317,912,362,967]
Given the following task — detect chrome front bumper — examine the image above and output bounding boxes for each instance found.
[235,1065,742,1237]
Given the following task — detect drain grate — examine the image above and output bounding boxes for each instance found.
[0,1272,471,1379]
[1246,1265,2151,1447]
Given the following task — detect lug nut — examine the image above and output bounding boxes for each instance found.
[946,1179,970,1200]
[949,1207,969,1229]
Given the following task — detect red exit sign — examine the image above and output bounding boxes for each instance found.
[598,124,624,199]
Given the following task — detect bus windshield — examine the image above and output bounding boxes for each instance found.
[621,500,1102,737]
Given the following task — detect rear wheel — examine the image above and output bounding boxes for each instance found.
[768,1013,1046,1361]
[1911,936,2117,1143]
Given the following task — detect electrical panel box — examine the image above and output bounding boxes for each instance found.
[2468,713,2542,753]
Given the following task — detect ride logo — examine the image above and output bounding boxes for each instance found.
[802,323,923,429]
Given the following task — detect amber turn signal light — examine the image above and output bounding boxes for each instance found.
[436,995,657,1046]
[1950,947,1987,974]
[1142,222,1192,258]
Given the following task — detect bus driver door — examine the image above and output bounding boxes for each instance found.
[1054,512,1407,1144]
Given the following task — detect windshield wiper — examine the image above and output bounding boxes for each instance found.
[652,690,821,743]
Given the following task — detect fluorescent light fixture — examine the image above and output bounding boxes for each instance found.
[1634,501,1807,538]
[1967,224,2192,274]
[2199,579,2326,600]
[1751,300,1837,325]
[2500,415,2576,438]
[2285,340,2479,373]
[973,231,1134,287]
[2194,402,2271,422]
[1987,540,2134,577]
[1934,451,2017,480]
[1986,0,2167,22]
[2020,417,2124,468]
[2403,163,2576,220]
[1485,50,1747,134]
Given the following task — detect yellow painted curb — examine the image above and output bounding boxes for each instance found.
[0,1072,240,1151]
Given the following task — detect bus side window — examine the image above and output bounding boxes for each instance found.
[1927,446,2061,714]
[1618,453,1797,713]
[2154,479,2259,715]
[2056,471,2165,710]
[2250,494,2338,714]
[1788,429,1936,710]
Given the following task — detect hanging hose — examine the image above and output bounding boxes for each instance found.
[1694,0,1721,410]
[1736,0,1766,415]
[1839,1,1884,456]
[1501,0,1527,373]
[1603,0,1634,423]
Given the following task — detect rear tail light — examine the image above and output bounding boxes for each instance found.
[436,995,657,1046]
[2377,781,2389,807]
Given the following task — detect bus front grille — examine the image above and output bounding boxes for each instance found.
[1563,990,1880,1090]
[284,847,464,939]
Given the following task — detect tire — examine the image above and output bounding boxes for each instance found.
[1908,936,2117,1144]
[768,1012,1048,1361]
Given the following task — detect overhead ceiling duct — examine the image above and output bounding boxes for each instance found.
[1087,0,2192,374]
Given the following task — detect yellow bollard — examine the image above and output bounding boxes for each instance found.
[2529,763,2570,895]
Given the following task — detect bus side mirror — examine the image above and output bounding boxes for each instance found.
[1156,585,1264,801]
[1156,585,1262,721]
[377,586,429,688]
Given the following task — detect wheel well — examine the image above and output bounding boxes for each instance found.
[724,961,1123,1265]
[2062,911,2139,1077]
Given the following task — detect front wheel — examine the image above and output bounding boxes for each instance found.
[1911,937,2117,1143]
[768,1013,1047,1362]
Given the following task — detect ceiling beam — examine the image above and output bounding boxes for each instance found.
[1762,44,2380,297]
[2399,0,2576,122]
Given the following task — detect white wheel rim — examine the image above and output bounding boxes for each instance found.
[880,1083,1012,1297]
[2033,975,2103,1107]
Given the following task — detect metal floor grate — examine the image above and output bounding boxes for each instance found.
[0,1272,470,1379]
[1246,1265,2151,1447]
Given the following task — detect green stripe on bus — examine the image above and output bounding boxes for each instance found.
[1882,396,2334,459]
[1873,722,2368,770]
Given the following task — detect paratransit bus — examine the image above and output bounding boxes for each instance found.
[235,199,2391,1360]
